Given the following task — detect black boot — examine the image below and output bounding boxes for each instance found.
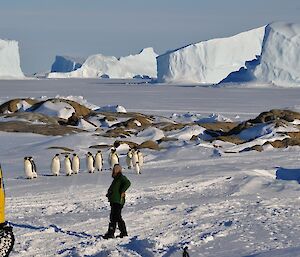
[103,223,116,239]
[117,220,128,238]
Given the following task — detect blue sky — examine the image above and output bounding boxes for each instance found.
[0,0,300,74]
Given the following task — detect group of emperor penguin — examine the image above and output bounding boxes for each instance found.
[50,151,104,176]
[24,147,144,178]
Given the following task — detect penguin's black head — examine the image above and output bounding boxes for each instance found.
[24,157,27,160]
[56,154,59,156]
[65,155,69,158]
[73,153,76,156]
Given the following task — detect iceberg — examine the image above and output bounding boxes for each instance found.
[48,48,157,79]
[157,26,266,84]
[0,39,24,78]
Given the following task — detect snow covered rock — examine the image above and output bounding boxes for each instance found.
[157,26,265,84]
[31,100,75,119]
[50,55,85,73]
[48,48,158,79]
[0,39,24,78]
[253,22,300,86]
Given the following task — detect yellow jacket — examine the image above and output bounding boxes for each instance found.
[0,165,5,224]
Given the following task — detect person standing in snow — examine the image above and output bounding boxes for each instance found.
[103,164,131,239]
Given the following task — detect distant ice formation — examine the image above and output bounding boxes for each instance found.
[157,26,266,84]
[51,56,85,73]
[48,48,157,79]
[0,39,24,78]
[157,22,300,86]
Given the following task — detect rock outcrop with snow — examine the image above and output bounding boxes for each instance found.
[0,39,24,78]
[252,22,300,86]
[50,55,85,73]
[48,48,157,79]
[157,27,265,84]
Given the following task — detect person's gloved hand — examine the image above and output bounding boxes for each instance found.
[121,192,126,198]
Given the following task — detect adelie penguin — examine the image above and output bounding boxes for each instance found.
[72,153,80,174]
[28,156,38,178]
[94,150,103,172]
[86,152,95,173]
[51,154,60,176]
[64,155,73,176]
[108,148,119,170]
[24,157,34,179]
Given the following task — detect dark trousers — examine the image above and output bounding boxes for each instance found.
[108,203,127,236]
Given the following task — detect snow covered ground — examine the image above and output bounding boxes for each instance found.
[1,79,300,256]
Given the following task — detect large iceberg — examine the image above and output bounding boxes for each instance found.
[0,39,24,78]
[48,48,157,79]
[51,55,85,73]
[157,26,266,84]
[252,22,300,86]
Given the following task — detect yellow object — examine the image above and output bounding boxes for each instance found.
[0,165,5,224]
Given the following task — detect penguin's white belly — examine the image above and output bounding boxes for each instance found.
[126,156,132,168]
[24,161,34,179]
[51,159,60,175]
[138,153,144,167]
[95,155,102,171]
[87,157,94,173]
[72,157,80,174]
[132,153,139,165]
[110,155,119,167]
[64,160,73,175]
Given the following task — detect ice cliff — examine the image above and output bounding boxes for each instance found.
[157,26,266,84]
[157,22,300,86]
[0,39,24,78]
[252,22,300,86]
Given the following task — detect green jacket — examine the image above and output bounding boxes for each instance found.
[106,173,131,205]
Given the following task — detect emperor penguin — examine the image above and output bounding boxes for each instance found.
[64,155,73,176]
[94,150,103,172]
[132,149,140,174]
[24,157,34,179]
[86,152,95,173]
[108,148,119,170]
[51,154,60,176]
[126,149,133,169]
[137,150,144,168]
[72,153,80,174]
[29,156,38,178]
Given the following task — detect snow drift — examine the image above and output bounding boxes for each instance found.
[50,55,85,73]
[0,39,24,78]
[48,48,157,79]
[157,26,266,84]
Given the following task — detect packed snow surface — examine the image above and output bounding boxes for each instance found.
[157,26,265,84]
[0,80,300,256]
[0,39,24,78]
[48,48,157,79]
[50,55,86,73]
